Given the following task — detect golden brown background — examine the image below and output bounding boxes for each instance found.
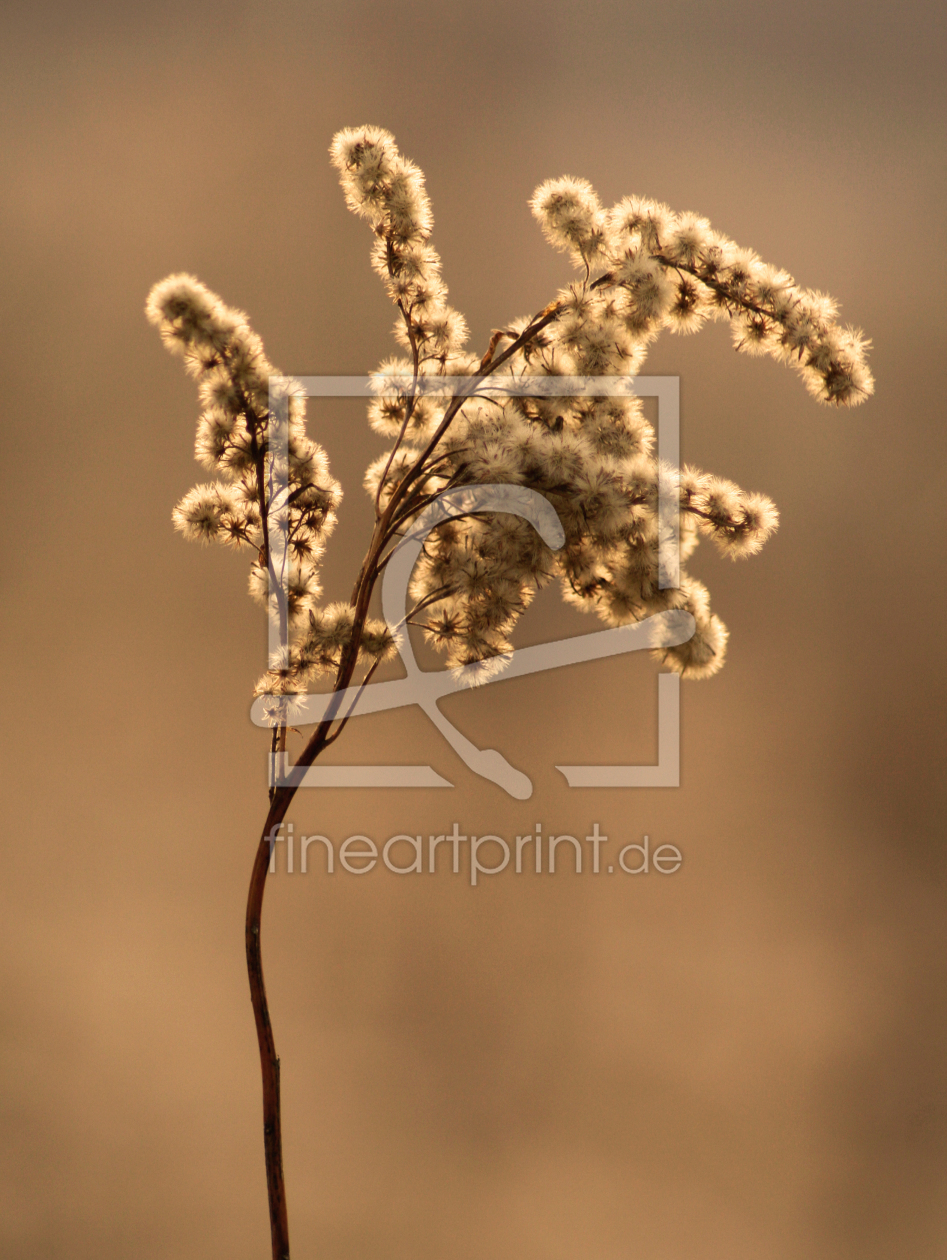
[1,2,944,1256]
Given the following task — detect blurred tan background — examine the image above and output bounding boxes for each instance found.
[1,2,945,1257]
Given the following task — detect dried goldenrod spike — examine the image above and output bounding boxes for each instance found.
[147,274,341,678]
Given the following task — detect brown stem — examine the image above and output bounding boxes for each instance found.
[246,788,293,1260]
[247,676,344,1259]
[247,715,332,1258]
[244,299,571,1257]
[244,503,398,1260]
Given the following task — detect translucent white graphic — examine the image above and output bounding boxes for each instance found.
[252,377,691,798]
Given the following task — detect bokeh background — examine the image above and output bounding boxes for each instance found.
[1,2,944,1257]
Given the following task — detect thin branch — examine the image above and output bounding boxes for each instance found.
[373,300,422,517]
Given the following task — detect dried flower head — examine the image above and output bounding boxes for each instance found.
[332,128,869,683]
[150,132,872,702]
